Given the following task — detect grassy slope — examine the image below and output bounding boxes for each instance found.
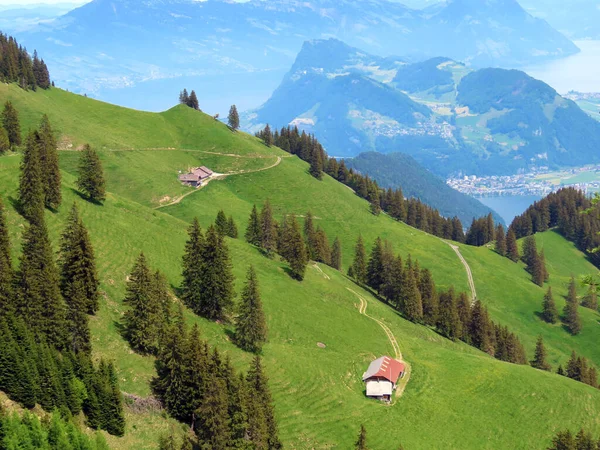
[3,84,600,448]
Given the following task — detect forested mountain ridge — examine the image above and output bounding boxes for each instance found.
[3,78,600,449]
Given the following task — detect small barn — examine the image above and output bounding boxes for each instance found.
[179,166,213,187]
[362,356,405,401]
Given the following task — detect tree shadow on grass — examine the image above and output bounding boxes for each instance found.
[69,188,103,206]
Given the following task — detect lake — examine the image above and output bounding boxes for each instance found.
[523,40,600,94]
[477,195,542,225]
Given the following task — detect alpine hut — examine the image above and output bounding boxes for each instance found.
[178,166,214,187]
[362,356,405,401]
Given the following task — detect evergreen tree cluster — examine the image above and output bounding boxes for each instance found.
[178,89,200,110]
[0,407,109,450]
[511,188,600,268]
[245,202,341,280]
[122,253,172,355]
[548,428,600,450]
[181,219,235,321]
[350,235,528,365]
[0,315,124,435]
[153,313,281,449]
[563,277,582,335]
[465,214,496,247]
[215,209,238,238]
[521,236,549,287]
[0,33,51,90]
[256,125,469,241]
[77,144,106,204]
[561,350,598,389]
[18,115,62,217]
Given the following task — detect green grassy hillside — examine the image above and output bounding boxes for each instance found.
[3,83,600,449]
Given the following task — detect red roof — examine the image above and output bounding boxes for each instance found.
[362,356,405,384]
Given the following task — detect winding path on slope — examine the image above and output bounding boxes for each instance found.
[442,241,477,303]
[345,287,412,399]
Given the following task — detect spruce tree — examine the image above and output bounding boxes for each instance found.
[282,215,308,281]
[530,336,551,371]
[350,235,367,285]
[456,292,471,342]
[314,227,331,265]
[37,115,61,209]
[197,225,235,320]
[401,265,423,323]
[59,203,100,316]
[522,235,537,268]
[181,218,205,315]
[1,101,21,148]
[506,229,519,262]
[542,287,559,324]
[262,125,272,147]
[235,266,268,353]
[215,210,229,236]
[355,425,368,450]
[260,199,278,257]
[468,300,492,353]
[304,211,317,260]
[331,237,342,271]
[16,219,66,349]
[246,356,281,449]
[0,197,13,315]
[309,148,323,180]
[495,225,506,256]
[582,284,598,310]
[122,253,162,354]
[367,237,385,293]
[77,144,106,203]
[437,288,460,341]
[226,216,238,239]
[104,362,125,437]
[195,375,230,450]
[228,105,240,131]
[245,205,262,246]
[0,127,9,154]
[563,276,582,335]
[187,90,199,110]
[18,131,44,224]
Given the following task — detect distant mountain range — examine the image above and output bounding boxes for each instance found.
[16,0,578,112]
[245,38,600,177]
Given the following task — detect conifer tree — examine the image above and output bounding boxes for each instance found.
[304,211,317,260]
[530,336,551,371]
[456,292,471,342]
[226,216,238,239]
[77,145,106,203]
[246,356,281,449]
[187,90,199,110]
[59,203,100,316]
[282,216,308,281]
[542,287,559,324]
[245,205,262,246]
[262,125,272,147]
[309,148,323,180]
[16,219,66,349]
[367,237,385,293]
[522,235,537,267]
[401,265,423,323]
[549,430,575,450]
[235,266,267,353]
[437,288,460,341]
[563,276,582,335]
[468,300,492,353]
[197,226,235,320]
[420,268,438,327]
[179,89,189,105]
[314,227,331,265]
[350,235,367,285]
[260,199,278,257]
[122,253,162,354]
[355,425,369,450]
[495,225,506,256]
[582,284,598,310]
[506,229,519,262]
[0,197,13,314]
[0,127,9,154]
[104,362,125,436]
[539,249,549,283]
[1,101,21,148]
[18,131,44,224]
[331,237,342,271]
[215,210,229,236]
[228,105,240,131]
[181,218,205,315]
[195,375,231,450]
[37,115,61,209]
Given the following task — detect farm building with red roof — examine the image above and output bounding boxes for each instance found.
[362,356,405,401]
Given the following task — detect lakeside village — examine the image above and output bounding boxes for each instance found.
[447,165,600,198]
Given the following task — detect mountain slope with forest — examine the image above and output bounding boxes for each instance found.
[3,82,600,449]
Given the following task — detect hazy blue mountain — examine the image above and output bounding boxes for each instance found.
[246,38,600,177]
[16,0,577,112]
[0,4,79,33]
[345,152,505,226]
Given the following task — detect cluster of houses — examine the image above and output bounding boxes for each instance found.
[178,166,214,187]
[362,356,405,402]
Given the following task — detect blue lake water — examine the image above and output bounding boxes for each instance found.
[477,195,542,225]
[523,40,600,94]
